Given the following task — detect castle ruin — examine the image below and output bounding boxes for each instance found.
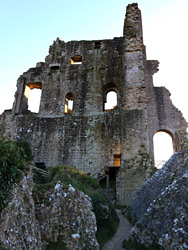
[0,3,187,204]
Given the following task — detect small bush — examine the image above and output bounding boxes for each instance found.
[0,138,28,215]
[15,140,33,161]
[47,165,100,192]
[93,193,119,249]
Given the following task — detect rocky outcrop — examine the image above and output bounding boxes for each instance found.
[0,169,42,250]
[131,147,188,219]
[130,148,188,249]
[35,182,99,250]
[0,170,99,250]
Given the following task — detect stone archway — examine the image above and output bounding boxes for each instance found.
[153,130,174,168]
[103,83,118,111]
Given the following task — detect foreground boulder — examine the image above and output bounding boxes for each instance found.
[0,169,99,250]
[130,148,188,249]
[131,148,188,219]
[0,170,42,250]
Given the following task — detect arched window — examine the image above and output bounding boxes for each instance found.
[104,89,117,111]
[24,82,42,113]
[64,93,73,114]
[153,130,174,169]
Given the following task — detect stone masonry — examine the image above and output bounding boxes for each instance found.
[0,3,187,204]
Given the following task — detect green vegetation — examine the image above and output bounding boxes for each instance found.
[93,192,119,249]
[0,140,118,248]
[121,205,137,225]
[0,139,29,217]
[15,140,33,161]
[33,165,119,249]
[122,239,160,250]
[45,236,67,250]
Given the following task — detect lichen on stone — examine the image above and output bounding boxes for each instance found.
[0,169,99,250]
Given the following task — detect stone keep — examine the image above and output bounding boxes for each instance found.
[0,3,187,204]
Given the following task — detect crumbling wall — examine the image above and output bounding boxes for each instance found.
[145,60,188,162]
[116,3,153,205]
[10,36,124,177]
[0,3,187,205]
[13,38,124,116]
[0,110,15,138]
[12,112,121,175]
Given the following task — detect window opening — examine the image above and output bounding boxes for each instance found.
[25,82,42,113]
[94,41,101,49]
[49,63,60,73]
[51,65,60,70]
[153,131,173,169]
[64,93,73,114]
[104,91,117,111]
[71,56,82,65]
[28,89,42,113]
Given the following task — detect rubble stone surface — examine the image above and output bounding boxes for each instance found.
[0,171,99,250]
[130,148,188,249]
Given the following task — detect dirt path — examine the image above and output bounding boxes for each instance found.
[103,209,132,250]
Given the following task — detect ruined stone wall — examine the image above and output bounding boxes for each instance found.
[11,112,121,176]
[116,3,152,205]
[145,60,188,161]
[13,38,124,116]
[0,110,15,138]
[10,36,124,177]
[0,3,187,205]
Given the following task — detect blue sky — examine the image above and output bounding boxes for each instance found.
[0,0,188,124]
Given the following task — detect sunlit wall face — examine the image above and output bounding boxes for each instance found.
[153,131,173,168]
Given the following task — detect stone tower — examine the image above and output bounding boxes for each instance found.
[0,3,187,204]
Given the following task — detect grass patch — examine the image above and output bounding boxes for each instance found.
[45,236,67,250]
[114,204,137,225]
[121,205,137,225]
[123,239,160,250]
